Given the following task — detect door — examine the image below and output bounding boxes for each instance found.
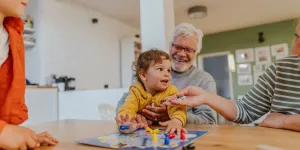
[203,55,231,99]
[199,53,233,124]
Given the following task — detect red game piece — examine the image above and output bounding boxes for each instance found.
[180,129,186,140]
[168,133,175,139]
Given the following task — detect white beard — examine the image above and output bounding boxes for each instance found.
[172,61,192,72]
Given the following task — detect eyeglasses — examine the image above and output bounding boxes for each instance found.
[171,43,196,54]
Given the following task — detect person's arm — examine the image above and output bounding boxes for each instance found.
[117,89,139,119]
[187,105,216,124]
[0,120,6,134]
[187,81,217,124]
[283,114,300,131]
[206,64,276,123]
[171,64,276,124]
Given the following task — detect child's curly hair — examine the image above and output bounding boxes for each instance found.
[132,49,171,83]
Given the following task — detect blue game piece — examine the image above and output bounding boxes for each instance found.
[119,125,129,130]
[164,133,170,145]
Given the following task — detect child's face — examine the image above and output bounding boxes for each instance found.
[0,0,28,18]
[142,58,172,92]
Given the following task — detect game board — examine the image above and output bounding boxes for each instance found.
[76,128,208,150]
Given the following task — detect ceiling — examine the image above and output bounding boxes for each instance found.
[73,0,300,34]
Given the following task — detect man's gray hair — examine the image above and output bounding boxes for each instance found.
[170,23,203,53]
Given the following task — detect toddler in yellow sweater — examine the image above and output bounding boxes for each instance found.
[116,49,186,134]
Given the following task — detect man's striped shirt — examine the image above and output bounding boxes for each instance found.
[234,56,300,123]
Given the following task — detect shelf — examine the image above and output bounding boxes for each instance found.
[24,41,35,48]
[23,34,35,41]
[24,27,35,34]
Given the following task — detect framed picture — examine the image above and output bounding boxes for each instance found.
[255,46,271,65]
[271,43,289,59]
[235,48,254,63]
[237,64,251,74]
[253,65,264,72]
[238,75,253,86]
[253,72,264,84]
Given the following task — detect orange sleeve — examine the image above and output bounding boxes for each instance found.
[10,103,28,125]
[0,120,7,134]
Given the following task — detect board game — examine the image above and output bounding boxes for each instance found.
[76,128,208,150]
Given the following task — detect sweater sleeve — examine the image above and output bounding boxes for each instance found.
[117,88,139,119]
[0,120,6,134]
[187,81,217,124]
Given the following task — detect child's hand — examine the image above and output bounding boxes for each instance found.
[115,114,143,134]
[164,118,184,134]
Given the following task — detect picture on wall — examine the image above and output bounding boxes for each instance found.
[238,75,253,86]
[255,46,271,65]
[237,64,252,74]
[253,64,264,72]
[271,43,289,59]
[235,48,254,63]
[253,72,264,84]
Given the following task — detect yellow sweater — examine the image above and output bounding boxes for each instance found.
[118,81,187,125]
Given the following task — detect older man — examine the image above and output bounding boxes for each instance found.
[116,23,217,125]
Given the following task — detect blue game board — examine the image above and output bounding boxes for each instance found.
[76,129,208,150]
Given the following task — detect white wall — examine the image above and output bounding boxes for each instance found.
[25,0,139,89]
[24,0,41,84]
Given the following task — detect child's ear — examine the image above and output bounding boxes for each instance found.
[138,71,147,81]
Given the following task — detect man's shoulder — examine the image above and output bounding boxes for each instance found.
[191,67,215,83]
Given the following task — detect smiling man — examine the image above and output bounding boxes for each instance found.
[116,23,217,126]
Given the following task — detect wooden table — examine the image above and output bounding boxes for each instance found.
[27,120,300,150]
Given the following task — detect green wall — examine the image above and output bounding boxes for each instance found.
[200,19,296,99]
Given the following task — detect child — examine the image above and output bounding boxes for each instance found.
[116,49,187,134]
[0,0,58,149]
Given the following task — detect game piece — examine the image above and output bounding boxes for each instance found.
[152,133,158,142]
[153,129,159,134]
[183,143,195,150]
[164,133,170,146]
[175,96,186,101]
[142,138,147,146]
[168,133,175,139]
[77,130,208,150]
[119,125,129,130]
[180,129,186,140]
[146,127,152,132]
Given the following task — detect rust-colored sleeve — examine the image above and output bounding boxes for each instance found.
[0,120,7,134]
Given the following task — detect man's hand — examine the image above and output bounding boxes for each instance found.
[37,132,59,146]
[258,113,287,129]
[141,105,170,122]
[135,114,152,127]
[0,124,38,150]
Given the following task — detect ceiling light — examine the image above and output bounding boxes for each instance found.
[188,6,207,19]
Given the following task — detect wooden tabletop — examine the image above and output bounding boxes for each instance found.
[27,120,300,150]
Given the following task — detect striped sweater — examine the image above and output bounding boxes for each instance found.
[234,56,300,124]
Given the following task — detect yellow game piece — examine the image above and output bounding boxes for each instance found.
[152,133,158,142]
[146,127,152,132]
[153,129,159,134]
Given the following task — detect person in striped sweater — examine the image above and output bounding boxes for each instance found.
[164,19,300,132]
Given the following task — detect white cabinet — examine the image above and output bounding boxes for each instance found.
[22,88,58,126]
